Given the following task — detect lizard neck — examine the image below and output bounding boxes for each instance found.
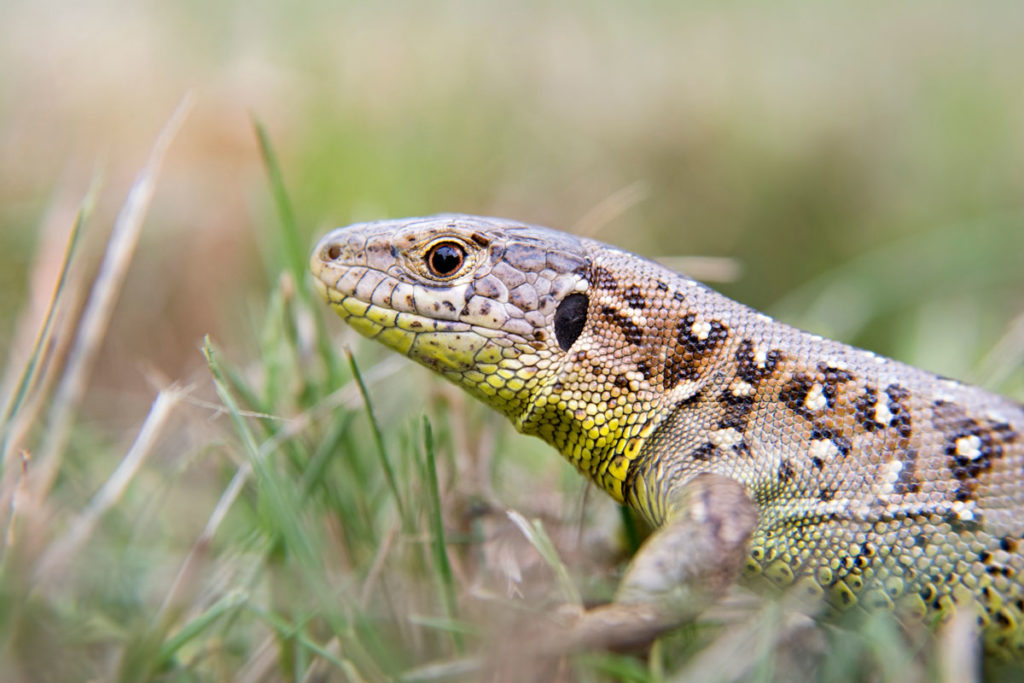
[515,365,667,505]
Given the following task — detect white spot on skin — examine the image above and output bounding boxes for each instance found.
[955,435,982,460]
[874,400,894,426]
[730,379,755,397]
[878,460,903,497]
[753,346,768,367]
[672,379,700,401]
[952,500,978,521]
[691,319,712,341]
[710,428,744,449]
[809,438,840,461]
[804,383,827,411]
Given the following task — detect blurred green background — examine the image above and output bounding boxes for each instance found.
[2,0,1022,398]
[1,0,1023,679]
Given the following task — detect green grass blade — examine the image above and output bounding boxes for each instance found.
[156,591,248,666]
[253,117,303,283]
[245,603,360,676]
[203,337,317,570]
[421,417,462,652]
[345,349,408,525]
[253,117,341,387]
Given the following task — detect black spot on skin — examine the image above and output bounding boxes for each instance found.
[782,364,854,418]
[819,487,835,502]
[780,374,815,417]
[470,231,491,247]
[661,314,729,390]
[855,386,881,432]
[553,293,589,351]
[732,440,751,457]
[810,426,852,457]
[676,313,729,355]
[817,363,854,386]
[673,389,704,410]
[946,419,1018,488]
[661,361,696,391]
[893,449,921,494]
[533,329,547,342]
[672,291,685,303]
[778,459,794,482]
[623,285,646,309]
[811,456,824,470]
[944,513,981,534]
[1001,537,1018,553]
[954,482,977,502]
[735,340,781,385]
[590,265,618,290]
[692,442,715,461]
[655,280,669,292]
[613,374,631,390]
[816,370,848,409]
[718,390,755,431]
[602,306,643,346]
[885,384,913,438]
[636,360,654,380]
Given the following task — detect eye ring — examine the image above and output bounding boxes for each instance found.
[425,241,466,279]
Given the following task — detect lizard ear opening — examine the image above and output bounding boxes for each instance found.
[554,293,588,351]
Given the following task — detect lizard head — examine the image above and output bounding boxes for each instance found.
[310,214,593,422]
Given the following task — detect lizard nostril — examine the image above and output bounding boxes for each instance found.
[326,244,342,261]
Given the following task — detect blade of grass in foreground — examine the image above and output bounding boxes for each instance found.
[32,94,193,496]
[0,179,92,463]
[346,349,409,526]
[422,417,462,652]
[203,337,317,570]
[507,510,582,607]
[253,117,340,387]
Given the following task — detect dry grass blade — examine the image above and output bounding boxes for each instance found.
[572,179,651,238]
[34,385,188,584]
[31,94,194,497]
[973,311,1024,391]
[507,509,582,606]
[0,176,95,454]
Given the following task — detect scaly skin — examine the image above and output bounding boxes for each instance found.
[311,214,1024,655]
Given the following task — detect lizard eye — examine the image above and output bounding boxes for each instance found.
[425,241,466,279]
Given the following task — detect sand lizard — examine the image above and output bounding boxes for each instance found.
[310,214,1024,656]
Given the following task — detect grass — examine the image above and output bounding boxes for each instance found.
[1,114,1020,683]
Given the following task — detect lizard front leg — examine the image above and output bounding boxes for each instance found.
[545,473,758,652]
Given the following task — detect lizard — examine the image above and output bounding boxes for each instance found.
[309,213,1024,657]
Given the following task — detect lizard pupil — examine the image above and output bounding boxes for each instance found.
[554,293,589,351]
[426,242,465,278]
